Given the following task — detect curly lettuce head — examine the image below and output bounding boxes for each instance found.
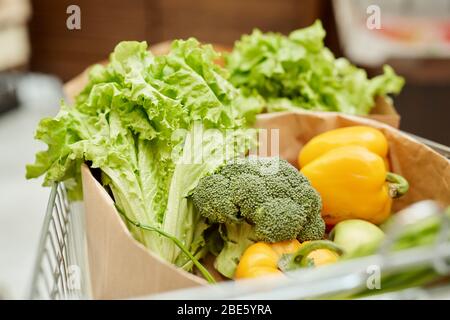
[26,39,259,265]
[226,20,404,115]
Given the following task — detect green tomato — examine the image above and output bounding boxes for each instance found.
[329,219,385,258]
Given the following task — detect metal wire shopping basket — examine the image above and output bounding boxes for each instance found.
[29,185,90,299]
[29,134,450,300]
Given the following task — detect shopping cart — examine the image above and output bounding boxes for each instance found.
[29,185,90,299]
[28,134,450,300]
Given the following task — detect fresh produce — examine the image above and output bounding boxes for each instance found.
[298,241,340,266]
[331,209,448,261]
[277,240,342,271]
[236,240,342,279]
[329,219,385,257]
[298,126,409,225]
[301,145,409,225]
[343,207,450,298]
[298,126,389,169]
[235,240,300,279]
[226,20,404,115]
[191,157,325,278]
[26,39,261,276]
[24,30,446,297]
[386,205,450,252]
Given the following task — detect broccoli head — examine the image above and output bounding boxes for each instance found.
[191,157,325,278]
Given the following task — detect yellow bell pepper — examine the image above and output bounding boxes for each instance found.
[235,240,300,279]
[301,145,409,225]
[299,126,390,170]
[300,241,339,265]
[235,240,341,279]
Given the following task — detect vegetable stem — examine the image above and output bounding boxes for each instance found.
[386,172,409,198]
[180,246,209,271]
[115,206,216,284]
[278,240,343,271]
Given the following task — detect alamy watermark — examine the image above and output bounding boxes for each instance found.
[66,5,81,30]
[67,265,81,290]
[366,264,381,290]
[366,5,381,30]
[170,124,281,174]
[64,4,382,32]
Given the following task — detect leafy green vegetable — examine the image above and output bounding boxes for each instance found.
[226,20,404,115]
[26,39,257,268]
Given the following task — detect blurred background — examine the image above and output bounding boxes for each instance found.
[0,0,449,299]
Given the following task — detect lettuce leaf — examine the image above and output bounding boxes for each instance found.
[26,39,257,266]
[226,20,404,115]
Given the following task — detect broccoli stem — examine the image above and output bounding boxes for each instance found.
[214,222,255,278]
[386,172,409,198]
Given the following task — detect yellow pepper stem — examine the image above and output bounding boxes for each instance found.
[386,172,409,198]
[278,240,343,272]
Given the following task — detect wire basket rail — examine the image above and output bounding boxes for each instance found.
[29,184,90,299]
[29,135,450,300]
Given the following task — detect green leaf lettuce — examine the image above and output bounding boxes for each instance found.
[226,20,404,115]
[26,39,258,267]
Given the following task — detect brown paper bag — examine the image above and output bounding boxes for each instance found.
[81,165,207,299]
[367,96,400,128]
[81,110,449,299]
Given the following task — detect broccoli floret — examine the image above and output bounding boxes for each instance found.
[229,174,270,220]
[253,198,307,242]
[191,174,239,224]
[191,157,325,278]
[297,212,326,242]
[290,184,322,217]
